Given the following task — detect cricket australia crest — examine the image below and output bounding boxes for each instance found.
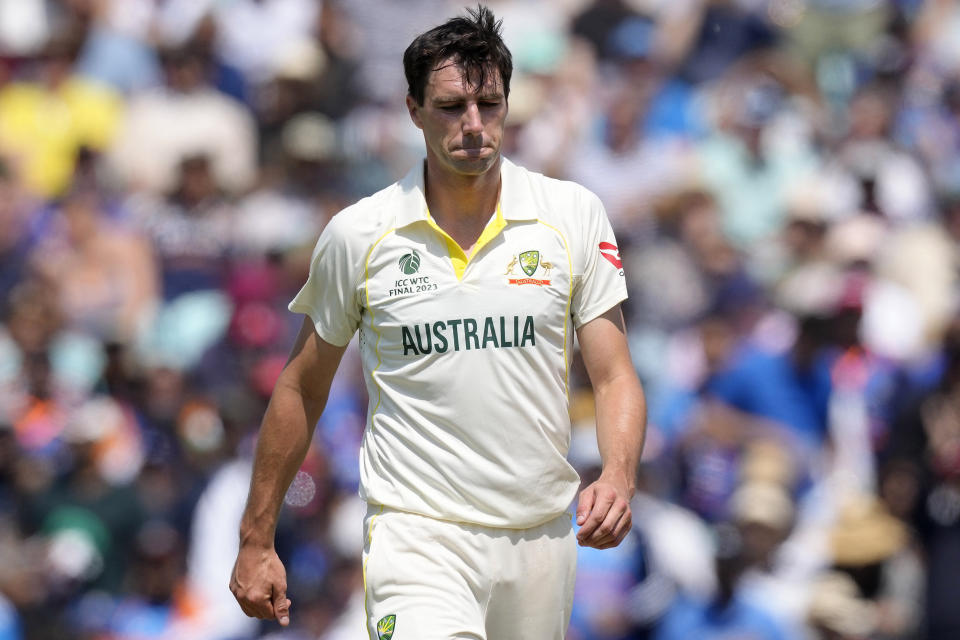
[519,250,540,276]
[377,614,396,639]
[506,249,552,286]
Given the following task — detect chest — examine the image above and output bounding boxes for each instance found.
[362,221,574,339]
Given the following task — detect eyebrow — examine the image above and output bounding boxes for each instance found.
[431,92,504,103]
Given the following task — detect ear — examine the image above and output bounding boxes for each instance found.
[406,94,423,130]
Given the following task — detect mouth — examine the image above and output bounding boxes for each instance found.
[453,146,491,158]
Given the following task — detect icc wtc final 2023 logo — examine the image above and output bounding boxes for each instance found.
[398,250,421,274]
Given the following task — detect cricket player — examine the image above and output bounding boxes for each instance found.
[230,6,646,639]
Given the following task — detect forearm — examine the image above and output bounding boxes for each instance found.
[239,373,328,548]
[575,343,647,548]
[594,372,646,495]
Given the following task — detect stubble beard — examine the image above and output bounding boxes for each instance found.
[445,143,500,177]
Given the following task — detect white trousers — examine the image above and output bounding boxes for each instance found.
[362,505,576,640]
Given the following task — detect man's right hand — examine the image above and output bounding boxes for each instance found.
[229,320,347,627]
[230,545,291,626]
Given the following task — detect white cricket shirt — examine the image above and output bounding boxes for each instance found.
[290,157,627,528]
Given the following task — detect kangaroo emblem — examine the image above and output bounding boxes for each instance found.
[504,256,518,275]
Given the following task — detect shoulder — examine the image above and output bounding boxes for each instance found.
[507,160,602,215]
[316,180,404,252]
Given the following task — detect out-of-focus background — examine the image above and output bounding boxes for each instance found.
[0,0,957,638]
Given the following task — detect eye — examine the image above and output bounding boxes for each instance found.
[438,104,461,112]
[479,101,501,108]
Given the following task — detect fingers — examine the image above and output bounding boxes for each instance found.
[231,581,276,620]
[576,488,614,543]
[576,486,632,549]
[586,508,632,549]
[576,485,596,526]
[230,553,290,625]
[231,579,275,620]
[273,584,291,626]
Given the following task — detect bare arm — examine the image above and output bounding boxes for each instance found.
[574,306,647,549]
[230,317,348,625]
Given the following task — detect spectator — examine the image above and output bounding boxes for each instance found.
[0,29,123,198]
[0,164,36,319]
[108,44,256,196]
[29,188,158,343]
[74,0,162,94]
[826,493,924,640]
[653,522,795,640]
[883,322,960,639]
[156,0,319,87]
[126,154,236,300]
[806,571,878,640]
[102,520,206,638]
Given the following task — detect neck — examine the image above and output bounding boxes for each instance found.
[423,156,501,225]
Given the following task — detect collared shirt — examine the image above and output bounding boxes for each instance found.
[290,157,627,528]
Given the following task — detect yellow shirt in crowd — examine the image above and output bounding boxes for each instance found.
[0,77,122,197]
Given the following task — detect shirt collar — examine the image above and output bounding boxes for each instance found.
[393,156,542,228]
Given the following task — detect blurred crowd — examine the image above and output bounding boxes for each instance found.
[0,0,958,638]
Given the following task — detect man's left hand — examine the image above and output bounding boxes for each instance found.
[575,475,633,549]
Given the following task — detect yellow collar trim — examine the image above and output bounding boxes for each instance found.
[426,203,506,280]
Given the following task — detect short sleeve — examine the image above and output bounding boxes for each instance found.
[571,192,628,328]
[288,215,364,346]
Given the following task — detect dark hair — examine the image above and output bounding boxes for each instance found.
[403,5,512,106]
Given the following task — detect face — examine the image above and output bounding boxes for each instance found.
[406,60,507,177]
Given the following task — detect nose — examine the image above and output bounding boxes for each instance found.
[462,103,483,136]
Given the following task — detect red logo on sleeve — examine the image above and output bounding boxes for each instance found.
[598,242,622,269]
